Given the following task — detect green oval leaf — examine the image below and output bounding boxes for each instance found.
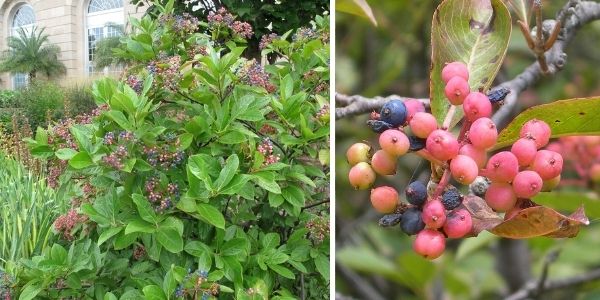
[430,0,511,126]
[69,152,93,169]
[197,203,226,229]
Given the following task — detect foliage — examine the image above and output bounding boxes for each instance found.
[18,81,64,130]
[63,84,98,118]
[19,2,330,299]
[93,24,129,70]
[0,27,66,79]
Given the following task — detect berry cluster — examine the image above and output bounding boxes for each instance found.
[53,209,88,241]
[293,27,318,42]
[257,138,280,166]
[346,61,564,259]
[174,269,219,300]
[546,136,600,187]
[238,60,276,93]
[146,54,182,92]
[0,270,13,300]
[126,75,143,94]
[207,8,253,39]
[306,215,330,244]
[144,177,180,212]
[259,33,279,50]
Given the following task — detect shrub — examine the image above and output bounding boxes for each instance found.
[63,84,97,117]
[18,81,64,130]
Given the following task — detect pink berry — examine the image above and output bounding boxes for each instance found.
[511,138,537,167]
[348,162,376,190]
[512,170,543,198]
[404,99,426,122]
[545,142,563,154]
[409,112,438,138]
[530,150,563,180]
[441,62,469,83]
[469,117,498,150]
[379,129,410,157]
[591,164,600,183]
[346,143,371,166]
[413,229,446,260]
[371,150,397,175]
[422,199,447,229]
[541,175,561,192]
[450,155,479,185]
[426,129,459,161]
[459,144,487,168]
[485,151,519,183]
[463,92,492,122]
[485,183,517,212]
[444,77,470,105]
[520,119,551,149]
[370,186,399,213]
[443,209,473,238]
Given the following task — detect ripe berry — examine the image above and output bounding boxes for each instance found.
[485,151,519,183]
[367,120,394,133]
[469,117,497,150]
[541,175,561,192]
[409,112,438,138]
[405,181,427,207]
[426,129,459,161]
[422,199,447,229]
[408,136,426,151]
[463,92,492,122]
[370,186,399,213]
[379,213,403,227]
[512,170,543,198]
[348,162,376,190]
[591,164,600,183]
[450,155,479,184]
[413,229,446,260]
[371,150,397,175]
[444,77,470,105]
[485,183,517,211]
[511,138,537,167]
[530,150,563,180]
[379,129,410,157]
[404,99,426,122]
[441,188,463,210]
[380,100,407,127]
[443,209,472,238]
[459,144,487,168]
[400,207,426,235]
[441,61,469,83]
[520,119,551,149]
[346,142,371,166]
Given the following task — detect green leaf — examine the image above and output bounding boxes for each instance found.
[55,148,78,160]
[105,110,132,131]
[220,175,251,195]
[262,233,280,249]
[215,154,239,192]
[103,292,118,300]
[132,194,158,224]
[157,226,183,253]
[282,185,305,207]
[269,264,295,279]
[314,253,330,281]
[179,133,194,150]
[221,238,248,256]
[430,0,511,126]
[496,97,600,149]
[125,219,156,234]
[51,244,68,264]
[18,281,42,300]
[197,203,226,229]
[142,285,167,300]
[253,172,281,194]
[336,0,378,26]
[98,227,123,246]
[219,130,246,144]
[69,152,93,169]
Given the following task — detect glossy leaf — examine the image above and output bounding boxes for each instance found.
[336,0,378,26]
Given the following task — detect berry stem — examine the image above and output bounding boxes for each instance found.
[442,105,457,130]
[432,168,451,200]
[457,120,472,144]
[415,149,444,166]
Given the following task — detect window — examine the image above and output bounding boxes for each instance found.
[86,0,124,75]
[11,5,35,89]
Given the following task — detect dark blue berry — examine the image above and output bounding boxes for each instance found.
[400,208,425,235]
[380,100,407,127]
[379,213,402,227]
[487,87,510,104]
[408,136,426,151]
[367,120,394,133]
[442,188,463,210]
[405,181,427,207]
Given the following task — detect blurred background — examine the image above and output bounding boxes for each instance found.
[335,1,600,299]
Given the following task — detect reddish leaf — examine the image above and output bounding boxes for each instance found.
[460,195,503,236]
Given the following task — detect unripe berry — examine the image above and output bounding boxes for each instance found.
[409,112,438,138]
[404,99,426,122]
[441,61,469,83]
[512,170,543,198]
[413,229,446,260]
[346,143,371,166]
[348,162,376,190]
[485,151,519,183]
[485,183,517,211]
[459,144,487,168]
[422,199,447,229]
[441,188,463,210]
[405,181,427,207]
[530,150,563,180]
[444,77,470,105]
[443,209,473,238]
[541,175,561,192]
[371,150,397,175]
[370,186,399,213]
[469,117,497,150]
[380,100,407,127]
[400,208,426,235]
[463,92,492,122]
[591,164,600,183]
[520,119,551,149]
[426,129,459,161]
[511,138,537,167]
[450,155,479,184]
[379,129,410,157]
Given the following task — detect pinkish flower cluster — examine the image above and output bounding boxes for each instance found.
[239,61,276,93]
[0,270,14,300]
[142,145,185,169]
[102,145,128,169]
[316,104,329,121]
[47,160,67,189]
[257,138,280,166]
[306,216,329,244]
[293,27,318,41]
[207,7,253,39]
[146,55,181,92]
[259,33,279,50]
[259,124,277,135]
[144,177,180,212]
[231,21,253,39]
[159,13,199,35]
[54,209,88,240]
[133,245,146,260]
[188,44,208,59]
[315,82,329,94]
[126,75,143,94]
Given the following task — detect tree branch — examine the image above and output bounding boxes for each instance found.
[505,266,600,300]
[335,93,429,119]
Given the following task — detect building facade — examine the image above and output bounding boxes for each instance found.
[0,0,146,89]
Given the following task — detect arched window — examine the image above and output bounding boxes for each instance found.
[11,5,35,89]
[86,0,124,75]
